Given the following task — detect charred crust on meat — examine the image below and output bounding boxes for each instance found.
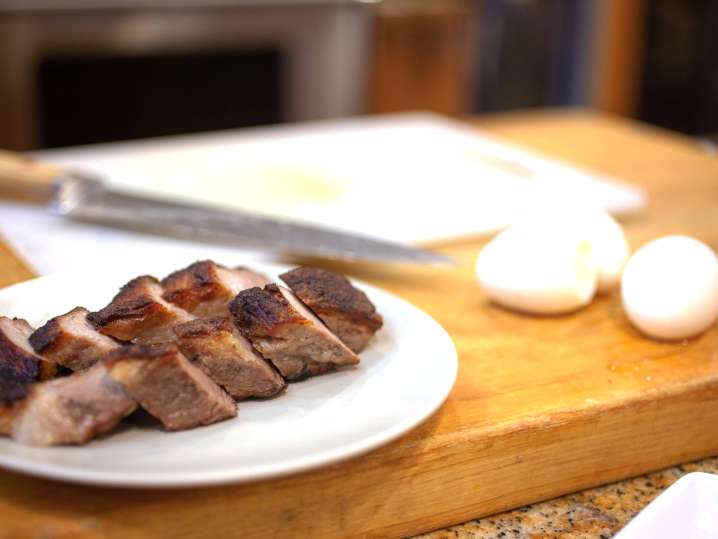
[27,317,61,354]
[86,275,194,345]
[0,317,56,383]
[107,342,178,364]
[230,284,359,380]
[87,297,158,327]
[37,360,58,380]
[173,317,230,339]
[161,260,270,317]
[0,378,31,405]
[162,260,216,289]
[161,260,218,308]
[28,307,94,354]
[0,334,39,383]
[28,307,120,371]
[280,267,383,331]
[230,284,298,336]
[280,267,382,352]
[87,276,161,327]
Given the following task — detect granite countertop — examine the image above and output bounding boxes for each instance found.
[418,456,718,539]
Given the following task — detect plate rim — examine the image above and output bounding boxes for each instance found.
[0,264,458,488]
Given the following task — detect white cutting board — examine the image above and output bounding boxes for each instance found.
[0,113,645,274]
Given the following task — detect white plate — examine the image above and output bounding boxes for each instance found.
[615,472,718,539]
[0,263,457,488]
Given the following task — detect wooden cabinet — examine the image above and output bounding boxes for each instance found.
[368,0,475,116]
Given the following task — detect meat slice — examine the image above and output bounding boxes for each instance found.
[0,316,57,383]
[10,362,137,446]
[280,267,383,353]
[230,284,359,380]
[106,343,237,431]
[29,307,120,371]
[0,404,16,435]
[174,318,286,399]
[162,260,270,318]
[0,378,31,436]
[0,378,31,407]
[0,322,37,436]
[88,276,195,344]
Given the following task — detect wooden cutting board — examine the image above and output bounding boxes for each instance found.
[1,110,717,539]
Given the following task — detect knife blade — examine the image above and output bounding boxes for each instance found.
[0,150,452,264]
[54,173,453,264]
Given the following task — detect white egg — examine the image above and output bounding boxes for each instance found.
[621,235,718,340]
[518,204,629,293]
[578,209,629,293]
[476,223,598,314]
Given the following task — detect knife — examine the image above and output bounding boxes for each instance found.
[0,150,453,264]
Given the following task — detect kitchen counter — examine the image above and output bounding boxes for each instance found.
[420,457,718,538]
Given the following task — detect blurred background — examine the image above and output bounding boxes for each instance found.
[0,0,715,151]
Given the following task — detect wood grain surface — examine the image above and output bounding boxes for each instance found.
[0,110,717,539]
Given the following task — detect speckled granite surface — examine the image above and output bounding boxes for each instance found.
[417,456,718,539]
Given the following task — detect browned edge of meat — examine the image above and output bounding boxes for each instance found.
[280,267,383,353]
[106,343,236,431]
[0,318,37,435]
[174,318,286,399]
[0,378,31,435]
[0,316,57,383]
[162,260,270,318]
[29,307,120,371]
[0,378,31,406]
[230,284,359,380]
[0,404,15,435]
[10,362,137,446]
[87,276,194,344]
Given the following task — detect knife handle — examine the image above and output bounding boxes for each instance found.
[0,150,61,202]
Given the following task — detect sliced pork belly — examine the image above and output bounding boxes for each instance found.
[230,284,359,380]
[88,276,194,344]
[0,316,57,382]
[29,307,119,371]
[107,343,236,431]
[280,267,383,353]
[174,318,286,399]
[162,260,270,318]
[10,362,136,446]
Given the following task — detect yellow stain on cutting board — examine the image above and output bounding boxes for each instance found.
[228,165,351,217]
[145,163,351,217]
[246,165,347,204]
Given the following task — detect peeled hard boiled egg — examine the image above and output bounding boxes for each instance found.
[621,235,718,340]
[518,204,629,293]
[576,208,629,293]
[476,223,598,314]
